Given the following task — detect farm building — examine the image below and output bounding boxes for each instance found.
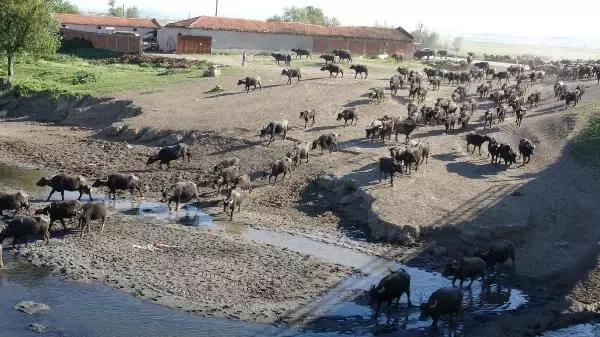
[158,16,414,57]
[55,13,161,37]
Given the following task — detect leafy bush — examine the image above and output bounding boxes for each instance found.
[71,70,98,84]
[157,69,176,76]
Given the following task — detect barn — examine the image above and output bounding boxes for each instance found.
[158,16,414,57]
[55,13,161,38]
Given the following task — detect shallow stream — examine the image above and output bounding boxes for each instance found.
[0,163,531,336]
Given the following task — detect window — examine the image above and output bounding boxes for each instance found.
[97,26,102,29]
[133,28,138,32]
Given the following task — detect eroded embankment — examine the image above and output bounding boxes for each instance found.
[0,93,204,147]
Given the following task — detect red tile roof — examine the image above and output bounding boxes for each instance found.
[55,13,161,29]
[166,16,413,42]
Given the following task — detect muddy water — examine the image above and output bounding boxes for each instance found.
[1,163,529,336]
[541,322,600,337]
[0,256,344,337]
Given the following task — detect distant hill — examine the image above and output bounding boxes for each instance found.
[442,32,600,50]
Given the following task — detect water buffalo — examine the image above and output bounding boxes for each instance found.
[419,287,462,327]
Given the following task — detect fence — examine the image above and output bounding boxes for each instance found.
[60,28,142,54]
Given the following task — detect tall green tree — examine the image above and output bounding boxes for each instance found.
[0,0,59,77]
[50,0,80,14]
[107,0,123,17]
[267,6,340,26]
[125,6,139,18]
[452,37,464,52]
[410,29,439,49]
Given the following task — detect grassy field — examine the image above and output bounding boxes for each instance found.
[0,51,236,97]
[457,41,600,60]
[571,102,600,167]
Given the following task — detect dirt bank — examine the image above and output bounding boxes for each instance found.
[8,213,352,323]
[1,54,600,334]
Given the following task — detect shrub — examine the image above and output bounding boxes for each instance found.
[71,71,98,84]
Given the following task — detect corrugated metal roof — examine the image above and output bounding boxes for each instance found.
[166,16,413,41]
[55,13,161,29]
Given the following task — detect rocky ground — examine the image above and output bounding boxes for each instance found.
[1,53,600,334]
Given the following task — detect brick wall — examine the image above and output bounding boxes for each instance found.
[60,28,142,53]
[313,38,329,53]
[329,39,347,51]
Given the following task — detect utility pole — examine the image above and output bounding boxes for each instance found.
[215,0,218,16]
[416,20,424,44]
[122,4,125,18]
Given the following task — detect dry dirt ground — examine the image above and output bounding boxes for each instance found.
[1,53,600,334]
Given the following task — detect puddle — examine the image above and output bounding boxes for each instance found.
[241,228,528,333]
[541,322,600,337]
[0,162,528,335]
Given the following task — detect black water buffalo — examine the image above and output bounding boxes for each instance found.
[281,68,301,84]
[319,54,335,63]
[419,287,462,327]
[146,143,191,169]
[237,76,262,93]
[442,257,486,288]
[518,138,535,165]
[369,269,412,318]
[320,64,343,77]
[35,200,81,231]
[475,241,516,270]
[333,49,352,63]
[466,133,490,155]
[378,157,403,186]
[349,64,368,79]
[336,107,358,126]
[291,48,311,59]
[271,53,289,65]
[37,174,92,201]
[493,71,510,84]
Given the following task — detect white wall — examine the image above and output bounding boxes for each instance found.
[61,24,156,37]
[158,27,313,53]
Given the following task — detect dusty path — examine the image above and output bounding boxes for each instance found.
[1,54,600,334]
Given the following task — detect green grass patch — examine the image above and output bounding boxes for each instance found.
[0,52,231,97]
[571,102,600,168]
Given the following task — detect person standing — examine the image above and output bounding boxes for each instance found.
[242,50,247,66]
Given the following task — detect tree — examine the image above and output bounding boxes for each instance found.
[125,6,139,18]
[410,28,439,49]
[267,6,340,26]
[50,0,80,14]
[452,37,464,52]
[107,0,123,17]
[0,0,59,77]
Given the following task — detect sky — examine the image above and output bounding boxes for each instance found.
[70,0,599,40]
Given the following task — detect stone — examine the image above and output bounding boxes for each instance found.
[204,65,221,77]
[555,241,569,247]
[157,133,183,147]
[14,301,50,315]
[103,122,125,137]
[138,127,166,142]
[27,323,46,333]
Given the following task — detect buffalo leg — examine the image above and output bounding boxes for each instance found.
[46,189,57,201]
[406,291,413,307]
[100,217,106,233]
[60,219,68,231]
[43,230,50,245]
